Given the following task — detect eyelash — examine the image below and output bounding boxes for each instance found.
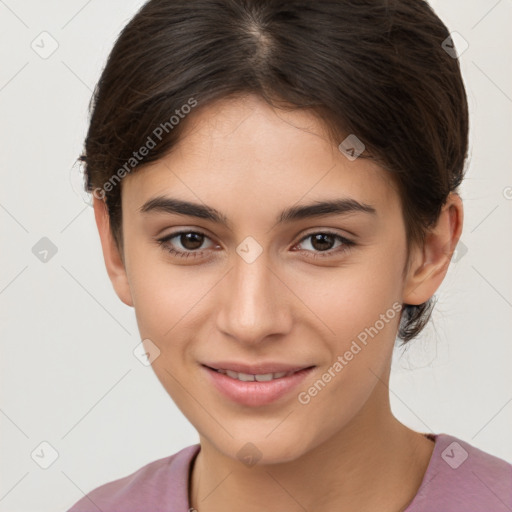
[155,230,355,260]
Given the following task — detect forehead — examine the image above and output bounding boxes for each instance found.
[122,94,399,220]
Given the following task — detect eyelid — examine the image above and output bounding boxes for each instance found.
[297,227,354,242]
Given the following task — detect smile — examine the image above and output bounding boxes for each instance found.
[202,364,316,407]
[213,368,300,382]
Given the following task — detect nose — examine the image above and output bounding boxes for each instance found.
[215,248,293,346]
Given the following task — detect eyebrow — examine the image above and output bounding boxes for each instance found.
[139,195,377,229]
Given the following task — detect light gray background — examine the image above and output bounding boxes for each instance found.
[0,1,511,511]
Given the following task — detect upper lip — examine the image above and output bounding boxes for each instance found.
[202,361,314,374]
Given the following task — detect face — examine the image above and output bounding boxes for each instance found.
[114,94,415,463]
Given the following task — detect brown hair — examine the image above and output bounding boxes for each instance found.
[79,0,469,343]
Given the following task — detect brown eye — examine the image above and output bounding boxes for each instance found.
[156,230,216,259]
[309,233,336,251]
[294,231,355,259]
[178,232,205,250]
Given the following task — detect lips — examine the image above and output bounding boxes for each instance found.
[214,368,298,381]
[202,361,313,375]
[202,363,316,406]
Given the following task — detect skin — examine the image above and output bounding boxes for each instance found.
[94,93,463,512]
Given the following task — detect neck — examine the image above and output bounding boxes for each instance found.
[189,382,435,512]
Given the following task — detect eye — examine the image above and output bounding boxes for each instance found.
[156,230,218,259]
[293,231,355,259]
[155,229,355,261]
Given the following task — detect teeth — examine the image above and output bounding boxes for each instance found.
[236,372,254,382]
[218,369,296,381]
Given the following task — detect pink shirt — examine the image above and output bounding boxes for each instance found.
[66,433,512,511]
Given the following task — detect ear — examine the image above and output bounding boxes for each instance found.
[403,192,464,305]
[93,196,134,307]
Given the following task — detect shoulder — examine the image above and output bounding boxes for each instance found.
[408,433,512,511]
[65,443,201,512]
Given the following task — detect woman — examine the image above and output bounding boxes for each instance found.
[67,1,512,511]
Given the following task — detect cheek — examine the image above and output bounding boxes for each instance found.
[292,248,404,406]
[293,254,404,345]
[126,241,210,340]
[293,277,402,444]
[127,260,208,411]
[334,278,401,348]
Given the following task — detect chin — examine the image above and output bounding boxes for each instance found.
[208,428,316,467]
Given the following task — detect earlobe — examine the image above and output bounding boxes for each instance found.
[403,192,464,306]
[93,196,134,308]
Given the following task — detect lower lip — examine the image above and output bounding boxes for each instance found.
[201,365,315,407]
